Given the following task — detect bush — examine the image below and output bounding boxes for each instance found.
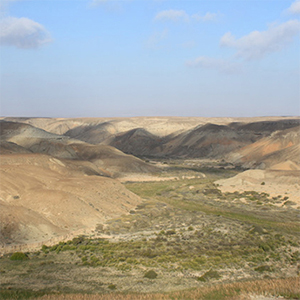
[165,229,176,235]
[197,269,221,282]
[254,265,272,273]
[144,270,158,279]
[108,284,116,290]
[10,252,29,261]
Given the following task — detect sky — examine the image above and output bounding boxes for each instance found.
[0,0,299,118]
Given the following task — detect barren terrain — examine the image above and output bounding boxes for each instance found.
[0,116,299,299]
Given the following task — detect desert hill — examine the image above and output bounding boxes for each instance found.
[68,143,158,176]
[0,153,142,252]
[104,128,165,157]
[0,120,158,177]
[157,123,253,158]
[65,122,118,144]
[228,119,300,133]
[4,116,298,136]
[94,118,300,160]
[215,168,300,204]
[228,125,300,169]
[0,141,32,155]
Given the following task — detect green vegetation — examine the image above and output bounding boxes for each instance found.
[9,252,29,261]
[144,270,158,279]
[197,269,221,282]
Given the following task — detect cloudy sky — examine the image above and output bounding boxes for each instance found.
[0,0,299,117]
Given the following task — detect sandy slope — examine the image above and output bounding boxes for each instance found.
[215,168,300,205]
[228,126,300,168]
[0,154,141,252]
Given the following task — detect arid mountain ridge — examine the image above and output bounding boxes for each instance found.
[2,116,299,167]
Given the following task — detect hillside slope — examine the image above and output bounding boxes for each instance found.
[0,120,158,176]
[0,154,141,251]
[228,126,300,169]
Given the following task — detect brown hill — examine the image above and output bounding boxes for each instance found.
[4,117,299,161]
[229,119,300,133]
[0,120,70,141]
[228,126,300,169]
[65,122,117,144]
[0,153,141,251]
[215,168,300,205]
[0,121,158,176]
[105,128,165,157]
[0,141,32,155]
[69,143,159,176]
[2,117,86,135]
[156,123,255,158]
[6,116,299,135]
[62,118,300,160]
[162,119,300,158]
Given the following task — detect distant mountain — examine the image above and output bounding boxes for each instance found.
[158,123,251,158]
[228,125,300,169]
[1,117,299,165]
[0,120,159,176]
[65,122,117,144]
[105,128,165,157]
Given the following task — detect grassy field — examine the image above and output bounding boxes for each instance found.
[0,160,299,299]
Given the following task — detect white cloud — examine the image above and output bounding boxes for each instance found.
[186,56,241,74]
[220,20,300,60]
[145,29,168,49]
[192,12,218,22]
[0,17,52,49]
[155,9,219,22]
[155,9,189,22]
[288,0,300,14]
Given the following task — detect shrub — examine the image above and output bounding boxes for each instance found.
[144,270,158,279]
[165,229,176,235]
[197,269,221,282]
[108,284,116,290]
[10,252,29,261]
[41,245,48,252]
[254,265,272,273]
[72,236,85,245]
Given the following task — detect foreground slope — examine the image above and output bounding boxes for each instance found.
[0,121,158,252]
[0,153,141,253]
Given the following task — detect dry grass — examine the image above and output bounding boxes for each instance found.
[36,278,299,300]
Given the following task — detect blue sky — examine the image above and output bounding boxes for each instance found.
[0,0,299,117]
